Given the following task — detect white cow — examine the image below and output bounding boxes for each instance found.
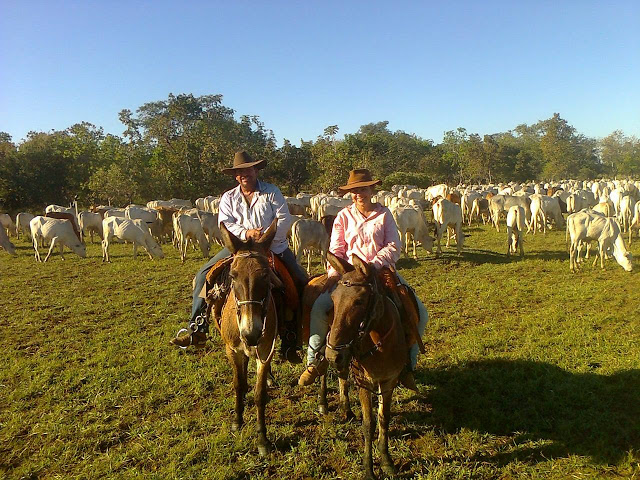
[30,216,86,262]
[469,197,490,226]
[432,198,464,256]
[567,210,633,272]
[0,213,16,237]
[290,218,329,273]
[489,195,531,232]
[461,191,481,224]
[628,201,640,245]
[0,226,16,256]
[425,184,449,202]
[173,213,210,262]
[506,205,526,258]
[77,211,103,243]
[390,205,434,258]
[16,212,35,239]
[198,211,223,245]
[528,194,564,234]
[102,217,164,262]
[618,195,636,233]
[103,208,127,218]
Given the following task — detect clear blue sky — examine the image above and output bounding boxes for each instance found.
[1,1,638,145]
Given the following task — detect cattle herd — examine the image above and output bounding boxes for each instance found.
[1,178,639,272]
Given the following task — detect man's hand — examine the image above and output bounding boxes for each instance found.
[323,275,339,293]
[246,228,263,241]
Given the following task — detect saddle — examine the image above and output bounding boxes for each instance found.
[300,268,425,354]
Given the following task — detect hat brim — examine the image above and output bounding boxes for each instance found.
[338,179,381,192]
[221,159,267,175]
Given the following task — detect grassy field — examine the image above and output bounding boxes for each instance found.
[1,223,640,479]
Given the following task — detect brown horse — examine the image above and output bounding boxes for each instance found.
[218,219,283,456]
[324,252,407,479]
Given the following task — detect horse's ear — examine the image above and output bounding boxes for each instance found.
[351,254,370,278]
[327,251,353,275]
[220,222,244,254]
[255,218,278,252]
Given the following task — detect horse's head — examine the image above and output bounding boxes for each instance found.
[220,219,280,346]
[325,252,384,370]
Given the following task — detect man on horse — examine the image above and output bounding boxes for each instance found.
[298,168,429,389]
[171,151,308,363]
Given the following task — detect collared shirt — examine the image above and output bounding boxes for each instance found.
[327,203,401,277]
[218,180,292,254]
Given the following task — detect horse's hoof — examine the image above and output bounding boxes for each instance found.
[257,441,273,456]
[343,410,356,423]
[318,404,328,415]
[381,461,397,477]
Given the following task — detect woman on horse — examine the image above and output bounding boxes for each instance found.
[298,168,429,389]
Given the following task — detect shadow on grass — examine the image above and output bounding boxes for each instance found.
[410,359,640,465]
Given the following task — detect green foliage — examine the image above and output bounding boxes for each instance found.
[2,97,639,214]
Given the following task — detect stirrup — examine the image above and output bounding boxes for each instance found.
[174,328,191,350]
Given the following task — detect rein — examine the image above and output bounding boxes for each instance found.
[231,250,278,364]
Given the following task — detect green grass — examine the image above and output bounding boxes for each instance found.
[1,225,640,479]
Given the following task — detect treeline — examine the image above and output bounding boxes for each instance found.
[1,93,639,213]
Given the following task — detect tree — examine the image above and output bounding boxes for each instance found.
[87,164,139,206]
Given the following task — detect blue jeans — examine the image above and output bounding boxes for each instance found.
[306,273,428,369]
[189,247,308,323]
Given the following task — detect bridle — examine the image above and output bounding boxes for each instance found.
[325,274,391,359]
[231,250,277,363]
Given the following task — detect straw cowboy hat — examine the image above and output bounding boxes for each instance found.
[221,151,267,175]
[338,168,381,192]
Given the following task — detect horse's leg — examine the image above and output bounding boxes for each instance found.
[377,385,396,476]
[358,386,375,480]
[339,376,354,421]
[255,358,272,456]
[226,346,248,432]
[318,374,328,415]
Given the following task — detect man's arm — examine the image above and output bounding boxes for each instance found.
[269,187,292,247]
[218,191,248,240]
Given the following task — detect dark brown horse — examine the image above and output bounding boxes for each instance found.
[218,219,283,456]
[324,252,407,479]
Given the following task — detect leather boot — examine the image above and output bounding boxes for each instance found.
[298,358,328,386]
[170,331,207,349]
[398,367,419,392]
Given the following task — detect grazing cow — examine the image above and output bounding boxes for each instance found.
[461,191,481,223]
[489,195,531,232]
[567,193,590,214]
[102,217,165,262]
[0,226,17,256]
[44,212,82,241]
[290,218,329,273]
[628,201,640,245]
[16,212,35,239]
[618,195,636,233]
[593,201,614,217]
[432,198,464,256]
[567,210,633,272]
[30,216,86,262]
[0,213,16,237]
[469,197,490,226]
[103,208,127,218]
[198,211,223,245]
[506,205,526,258]
[528,194,564,234]
[153,206,179,242]
[425,184,449,202]
[390,205,434,258]
[173,213,210,262]
[78,211,103,243]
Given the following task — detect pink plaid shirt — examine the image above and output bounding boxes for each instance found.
[327,203,401,278]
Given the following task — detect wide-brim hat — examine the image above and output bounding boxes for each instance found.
[338,168,381,192]
[221,151,267,175]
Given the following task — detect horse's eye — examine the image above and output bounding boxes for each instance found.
[353,298,363,306]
